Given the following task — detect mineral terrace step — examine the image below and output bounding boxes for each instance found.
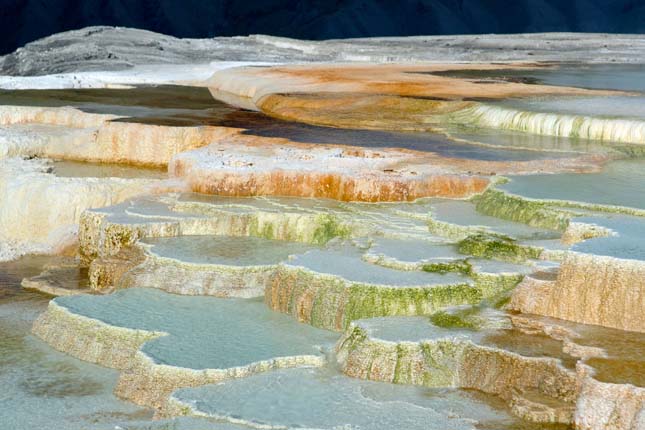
[32,288,338,408]
[266,244,479,331]
[167,367,529,430]
[500,159,645,212]
[335,312,579,424]
[21,266,91,297]
[121,235,316,297]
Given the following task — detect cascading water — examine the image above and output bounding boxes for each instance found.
[452,100,645,145]
[1,46,645,430]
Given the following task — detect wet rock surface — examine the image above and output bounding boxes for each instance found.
[169,366,547,430]
[0,28,644,430]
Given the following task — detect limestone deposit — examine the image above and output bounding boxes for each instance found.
[32,288,335,409]
[509,252,645,333]
[207,64,611,130]
[0,105,238,167]
[336,313,645,427]
[0,157,162,261]
[1,26,644,430]
[336,317,577,424]
[170,135,606,202]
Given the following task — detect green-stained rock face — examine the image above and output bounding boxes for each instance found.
[335,314,583,425]
[6,51,645,430]
[472,272,525,298]
[78,194,428,269]
[429,310,479,330]
[266,264,479,331]
[421,260,472,275]
[457,233,542,263]
[344,283,480,329]
[312,213,352,245]
[472,189,571,232]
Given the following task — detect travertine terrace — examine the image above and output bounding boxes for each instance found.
[1,27,644,430]
[206,63,612,130]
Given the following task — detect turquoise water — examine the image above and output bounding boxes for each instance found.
[0,259,319,429]
[523,64,645,92]
[56,288,338,369]
[142,235,315,266]
[289,244,470,287]
[430,199,559,239]
[174,367,534,430]
[366,238,460,262]
[356,313,576,368]
[499,96,645,120]
[500,159,645,210]
[572,215,645,260]
[521,64,645,92]
[365,238,533,275]
[431,64,645,92]
[356,316,479,342]
[444,123,618,154]
[0,258,147,430]
[0,256,243,430]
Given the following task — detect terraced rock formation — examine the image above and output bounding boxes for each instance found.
[479,181,645,333]
[0,157,162,259]
[510,251,645,333]
[166,366,539,430]
[48,177,643,428]
[121,235,314,297]
[336,312,644,427]
[1,27,644,430]
[206,64,609,129]
[170,135,607,201]
[0,88,239,166]
[32,288,336,409]
[208,63,645,149]
[76,194,538,292]
[21,257,90,296]
[337,313,576,400]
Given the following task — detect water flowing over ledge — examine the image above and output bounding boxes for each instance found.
[1,33,645,430]
[452,103,645,145]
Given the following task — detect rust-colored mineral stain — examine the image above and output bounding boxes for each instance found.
[169,127,608,202]
[261,63,614,100]
[185,170,489,202]
[208,63,621,132]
